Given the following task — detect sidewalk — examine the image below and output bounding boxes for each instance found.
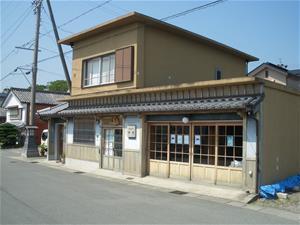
[7,151,300,222]
[15,154,251,203]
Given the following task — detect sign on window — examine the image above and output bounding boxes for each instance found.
[177,135,183,144]
[194,135,201,145]
[227,135,234,147]
[170,134,176,144]
[184,135,189,144]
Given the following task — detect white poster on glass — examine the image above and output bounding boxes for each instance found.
[184,135,189,144]
[170,134,176,144]
[177,135,183,144]
[227,135,234,147]
[194,135,201,145]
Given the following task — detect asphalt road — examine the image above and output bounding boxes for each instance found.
[0,150,297,224]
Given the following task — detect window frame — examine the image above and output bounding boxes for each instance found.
[215,68,222,80]
[265,70,269,78]
[9,107,22,120]
[148,122,243,169]
[103,128,123,157]
[82,52,116,88]
[73,118,96,145]
[149,125,169,161]
[217,125,243,168]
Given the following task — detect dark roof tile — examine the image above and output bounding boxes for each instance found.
[10,88,68,105]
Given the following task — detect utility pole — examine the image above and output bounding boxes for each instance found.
[46,0,71,91]
[23,0,42,158]
[30,0,42,126]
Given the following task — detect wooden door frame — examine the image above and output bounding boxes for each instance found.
[54,123,65,161]
[147,121,244,183]
[101,126,123,170]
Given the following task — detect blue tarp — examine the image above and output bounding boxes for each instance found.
[259,174,300,199]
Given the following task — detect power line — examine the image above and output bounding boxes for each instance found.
[39,46,58,54]
[2,0,111,71]
[38,68,65,77]
[1,4,30,39]
[1,49,18,64]
[58,0,112,28]
[161,0,227,21]
[1,5,33,46]
[20,0,112,50]
[2,0,227,85]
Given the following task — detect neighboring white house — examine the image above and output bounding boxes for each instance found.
[2,91,28,128]
[2,88,68,144]
[248,62,300,91]
[2,88,68,127]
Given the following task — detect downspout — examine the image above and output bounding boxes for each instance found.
[248,112,259,193]
[247,93,264,193]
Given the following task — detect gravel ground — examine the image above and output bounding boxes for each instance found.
[254,191,300,214]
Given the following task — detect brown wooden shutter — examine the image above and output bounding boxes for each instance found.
[115,46,134,82]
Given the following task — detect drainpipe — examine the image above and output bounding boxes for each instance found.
[247,111,260,194]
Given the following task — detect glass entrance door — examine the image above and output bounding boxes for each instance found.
[102,128,123,171]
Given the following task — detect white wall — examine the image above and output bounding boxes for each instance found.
[246,117,257,159]
[123,116,142,151]
[4,93,27,124]
[95,120,101,147]
[255,68,286,85]
[66,118,74,144]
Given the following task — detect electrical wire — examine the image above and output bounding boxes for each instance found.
[161,0,227,21]
[1,4,32,39]
[1,5,33,45]
[2,0,227,84]
[21,0,112,49]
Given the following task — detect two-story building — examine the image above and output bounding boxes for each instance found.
[2,88,68,144]
[39,12,300,193]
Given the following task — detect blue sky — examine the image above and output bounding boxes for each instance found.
[1,0,299,91]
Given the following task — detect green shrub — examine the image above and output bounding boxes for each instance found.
[0,123,21,148]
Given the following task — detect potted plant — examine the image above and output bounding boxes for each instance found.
[61,152,65,164]
[39,143,47,157]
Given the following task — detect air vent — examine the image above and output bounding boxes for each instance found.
[126,177,134,180]
[30,161,39,164]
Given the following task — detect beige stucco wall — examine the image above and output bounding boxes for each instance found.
[254,68,287,85]
[142,26,247,87]
[71,23,142,96]
[69,23,251,96]
[261,83,300,185]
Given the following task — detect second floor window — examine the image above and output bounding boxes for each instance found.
[83,53,115,87]
[9,107,21,120]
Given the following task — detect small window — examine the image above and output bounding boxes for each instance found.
[73,118,95,145]
[265,70,269,78]
[83,53,115,87]
[9,107,21,120]
[216,69,222,80]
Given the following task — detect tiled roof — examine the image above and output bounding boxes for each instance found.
[10,88,68,105]
[37,102,68,117]
[56,95,262,116]
[288,69,300,77]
